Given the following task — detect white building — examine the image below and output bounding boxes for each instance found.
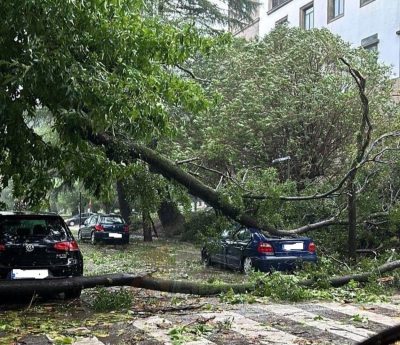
[234,0,400,79]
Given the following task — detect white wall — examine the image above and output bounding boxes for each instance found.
[259,0,400,77]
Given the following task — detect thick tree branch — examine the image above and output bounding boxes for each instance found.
[89,132,343,236]
[2,260,400,296]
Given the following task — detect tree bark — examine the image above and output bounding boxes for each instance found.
[157,199,185,237]
[340,59,371,259]
[1,260,400,296]
[89,132,343,237]
[143,211,153,242]
[2,260,400,296]
[347,180,357,259]
[116,180,132,224]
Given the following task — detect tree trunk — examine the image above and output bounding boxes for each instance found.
[348,181,357,259]
[88,132,341,237]
[117,180,132,224]
[143,211,153,242]
[157,199,185,237]
[2,260,400,296]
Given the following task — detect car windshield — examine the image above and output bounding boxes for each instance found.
[0,217,69,242]
[100,216,124,224]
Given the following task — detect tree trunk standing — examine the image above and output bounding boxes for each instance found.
[347,180,357,259]
[117,180,132,224]
[340,59,371,260]
[157,200,185,237]
[143,211,153,242]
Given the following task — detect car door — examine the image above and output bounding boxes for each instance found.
[226,228,253,269]
[212,230,231,265]
[81,216,95,239]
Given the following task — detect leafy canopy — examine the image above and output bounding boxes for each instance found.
[0,0,216,205]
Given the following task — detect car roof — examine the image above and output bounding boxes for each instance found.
[0,211,59,217]
[97,213,122,217]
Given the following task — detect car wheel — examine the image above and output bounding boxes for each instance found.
[91,232,97,245]
[77,230,82,241]
[64,288,82,299]
[241,257,253,274]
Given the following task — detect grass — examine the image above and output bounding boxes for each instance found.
[78,237,248,284]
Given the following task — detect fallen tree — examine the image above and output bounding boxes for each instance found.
[90,131,344,237]
[2,260,400,297]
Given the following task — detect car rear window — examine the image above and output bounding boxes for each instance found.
[0,217,69,242]
[100,216,124,224]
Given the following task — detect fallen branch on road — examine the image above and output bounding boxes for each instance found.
[2,260,400,298]
[300,259,400,288]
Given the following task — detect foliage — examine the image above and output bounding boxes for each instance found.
[91,287,133,312]
[168,317,233,345]
[0,0,216,205]
[165,25,399,251]
[169,323,213,345]
[172,26,394,180]
[181,209,230,242]
[145,0,259,33]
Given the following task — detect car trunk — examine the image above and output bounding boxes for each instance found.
[0,215,77,278]
[0,239,70,268]
[264,238,314,256]
[102,223,125,233]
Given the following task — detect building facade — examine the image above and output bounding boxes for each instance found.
[235,0,400,78]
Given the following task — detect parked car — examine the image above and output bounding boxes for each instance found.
[201,225,317,274]
[0,211,84,298]
[64,213,94,227]
[78,214,129,245]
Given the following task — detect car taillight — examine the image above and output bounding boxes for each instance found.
[308,242,316,253]
[94,224,104,231]
[54,241,80,251]
[124,224,129,233]
[0,244,5,252]
[257,242,274,255]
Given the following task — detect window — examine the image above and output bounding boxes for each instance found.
[328,0,344,22]
[234,229,252,242]
[361,33,379,52]
[101,216,124,224]
[360,0,375,7]
[276,15,289,26]
[271,0,291,10]
[300,3,314,30]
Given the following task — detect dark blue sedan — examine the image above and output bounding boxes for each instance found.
[201,226,317,274]
[77,214,129,245]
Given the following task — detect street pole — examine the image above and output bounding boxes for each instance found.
[79,192,82,227]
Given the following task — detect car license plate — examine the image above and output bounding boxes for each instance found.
[11,269,49,279]
[109,233,122,238]
[283,242,304,250]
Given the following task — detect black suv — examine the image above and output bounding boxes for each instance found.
[0,212,84,298]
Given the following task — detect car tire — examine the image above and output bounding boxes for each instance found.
[241,257,253,275]
[64,288,82,299]
[91,232,97,245]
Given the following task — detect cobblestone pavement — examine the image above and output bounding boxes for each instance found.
[13,300,400,345]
